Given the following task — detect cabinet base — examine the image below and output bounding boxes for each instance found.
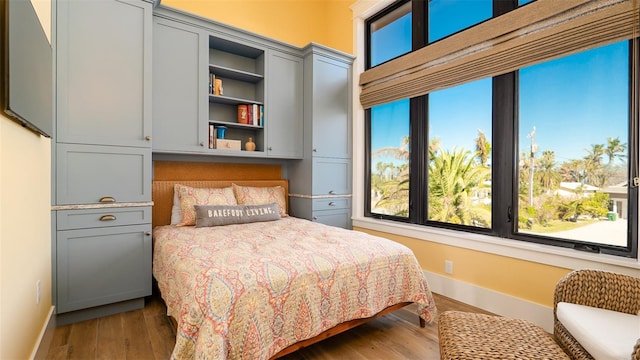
[56,297,145,326]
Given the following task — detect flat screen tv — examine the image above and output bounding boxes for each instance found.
[0,0,53,138]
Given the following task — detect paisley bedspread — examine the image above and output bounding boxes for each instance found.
[153,217,437,360]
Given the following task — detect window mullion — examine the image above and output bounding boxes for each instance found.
[410,96,428,224]
[492,72,517,237]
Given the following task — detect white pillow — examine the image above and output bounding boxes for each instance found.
[557,302,640,360]
[170,190,181,225]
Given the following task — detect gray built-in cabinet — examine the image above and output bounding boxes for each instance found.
[152,8,303,159]
[288,44,355,229]
[53,0,153,325]
[51,1,354,325]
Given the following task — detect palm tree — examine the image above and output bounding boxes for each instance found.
[428,148,491,225]
[372,135,409,161]
[583,144,606,187]
[371,136,411,216]
[535,150,561,192]
[474,130,491,167]
[559,159,585,183]
[605,136,627,166]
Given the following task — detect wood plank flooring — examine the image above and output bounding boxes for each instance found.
[46,293,493,360]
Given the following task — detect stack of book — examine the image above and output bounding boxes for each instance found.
[237,104,264,126]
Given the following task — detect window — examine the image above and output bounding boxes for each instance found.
[369,99,411,217]
[428,78,492,228]
[368,1,411,68]
[428,0,491,43]
[517,42,631,248]
[364,0,638,257]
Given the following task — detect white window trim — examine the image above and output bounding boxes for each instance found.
[350,0,640,274]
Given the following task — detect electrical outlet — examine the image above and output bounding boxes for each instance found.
[444,260,454,274]
[36,280,41,304]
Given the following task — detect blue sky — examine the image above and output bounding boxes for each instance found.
[370,1,629,166]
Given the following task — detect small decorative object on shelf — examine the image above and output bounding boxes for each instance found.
[237,105,248,124]
[245,137,256,151]
[215,125,226,139]
[215,139,241,150]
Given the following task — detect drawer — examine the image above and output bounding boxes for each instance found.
[56,143,151,205]
[312,197,351,211]
[56,224,152,313]
[57,207,151,230]
[312,157,351,195]
[312,208,352,229]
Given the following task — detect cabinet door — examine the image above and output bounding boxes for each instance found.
[152,18,209,153]
[57,143,151,205]
[266,50,303,159]
[312,158,351,195]
[312,209,352,229]
[56,224,152,313]
[311,55,352,159]
[57,0,152,147]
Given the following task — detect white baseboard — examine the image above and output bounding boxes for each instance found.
[30,306,56,360]
[424,271,554,333]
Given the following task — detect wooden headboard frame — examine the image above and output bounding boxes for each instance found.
[152,161,288,228]
[152,180,289,228]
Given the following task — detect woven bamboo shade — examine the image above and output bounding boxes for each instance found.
[359,0,640,109]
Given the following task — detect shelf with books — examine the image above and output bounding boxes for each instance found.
[206,123,264,153]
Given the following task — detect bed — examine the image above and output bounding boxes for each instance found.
[152,179,437,359]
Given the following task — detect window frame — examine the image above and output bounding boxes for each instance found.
[363,0,639,258]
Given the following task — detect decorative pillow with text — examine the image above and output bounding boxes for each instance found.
[175,184,237,226]
[194,203,281,227]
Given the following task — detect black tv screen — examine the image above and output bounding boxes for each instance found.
[1,0,53,138]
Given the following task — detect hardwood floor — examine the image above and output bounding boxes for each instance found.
[46,293,492,360]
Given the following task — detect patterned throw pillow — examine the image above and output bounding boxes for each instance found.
[175,184,237,226]
[232,184,288,217]
[194,203,280,227]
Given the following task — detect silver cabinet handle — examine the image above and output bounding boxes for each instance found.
[99,215,116,221]
[145,232,152,236]
[99,196,116,203]
[328,190,335,195]
[200,142,205,147]
[268,147,273,151]
[328,202,336,206]
[313,148,317,152]
[312,216,318,220]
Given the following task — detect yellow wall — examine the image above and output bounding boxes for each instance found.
[0,1,53,358]
[161,0,354,54]
[0,117,52,359]
[357,228,572,307]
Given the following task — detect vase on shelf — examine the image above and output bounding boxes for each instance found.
[245,137,256,151]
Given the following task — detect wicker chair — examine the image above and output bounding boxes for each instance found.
[553,269,640,360]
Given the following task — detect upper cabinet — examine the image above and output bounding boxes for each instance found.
[307,53,352,159]
[152,18,208,153]
[56,0,152,147]
[151,8,304,159]
[265,50,303,159]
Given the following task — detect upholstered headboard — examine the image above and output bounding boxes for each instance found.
[151,179,289,228]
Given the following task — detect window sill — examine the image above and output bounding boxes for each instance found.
[352,217,640,274]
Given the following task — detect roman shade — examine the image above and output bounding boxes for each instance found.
[359,0,639,109]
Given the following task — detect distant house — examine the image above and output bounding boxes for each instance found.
[555,182,599,199]
[603,182,628,220]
